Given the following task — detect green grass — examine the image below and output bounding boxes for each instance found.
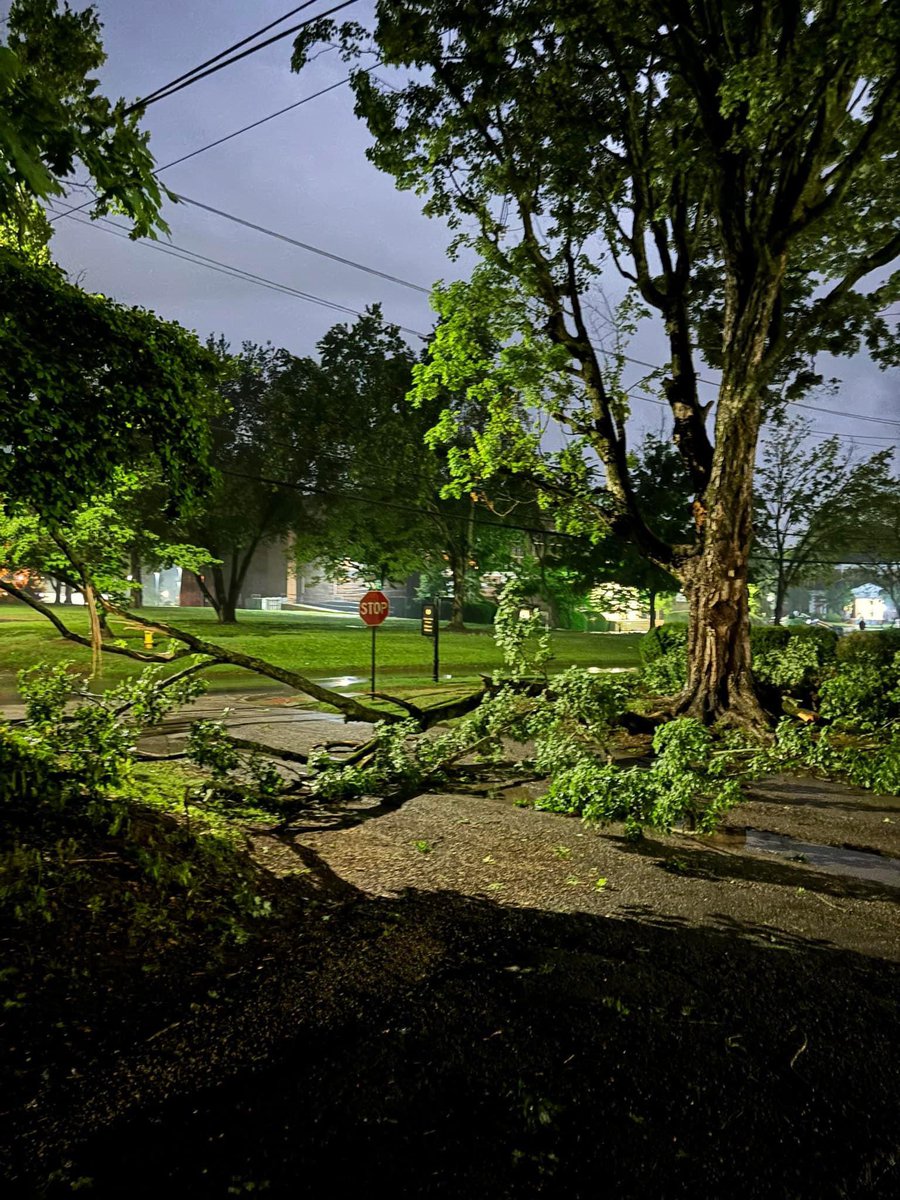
[0,604,641,699]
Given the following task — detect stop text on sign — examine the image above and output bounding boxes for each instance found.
[359,590,390,626]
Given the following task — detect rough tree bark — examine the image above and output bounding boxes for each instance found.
[128,547,144,609]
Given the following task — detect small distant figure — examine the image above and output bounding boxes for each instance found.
[858,618,866,631]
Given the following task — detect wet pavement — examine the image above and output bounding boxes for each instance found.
[745,828,900,888]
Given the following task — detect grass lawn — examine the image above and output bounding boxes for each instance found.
[0,604,642,699]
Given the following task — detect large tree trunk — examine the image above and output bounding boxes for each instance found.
[647,589,657,629]
[676,377,771,730]
[680,557,764,727]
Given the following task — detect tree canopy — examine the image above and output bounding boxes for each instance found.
[293,0,900,724]
[0,0,168,236]
[0,0,220,520]
[0,249,221,519]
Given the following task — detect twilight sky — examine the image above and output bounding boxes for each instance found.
[16,0,900,457]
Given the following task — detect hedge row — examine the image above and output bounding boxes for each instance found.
[836,628,900,665]
[640,623,840,664]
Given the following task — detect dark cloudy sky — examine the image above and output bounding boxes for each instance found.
[24,1,900,456]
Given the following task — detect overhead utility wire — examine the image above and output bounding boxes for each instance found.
[51,206,429,338]
[123,0,360,113]
[55,21,900,430]
[54,200,895,441]
[176,194,430,294]
[622,389,897,446]
[102,187,900,427]
[48,68,373,226]
[608,351,900,428]
[218,469,889,567]
[132,3,322,108]
[156,74,356,172]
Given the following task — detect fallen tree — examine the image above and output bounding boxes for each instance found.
[0,575,487,731]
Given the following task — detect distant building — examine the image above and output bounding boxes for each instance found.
[851,583,894,624]
[142,542,420,617]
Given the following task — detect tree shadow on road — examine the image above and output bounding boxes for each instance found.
[10,869,898,1200]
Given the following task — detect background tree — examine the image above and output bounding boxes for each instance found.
[752,416,895,624]
[1,250,221,519]
[0,0,167,235]
[174,339,352,624]
[613,434,692,629]
[290,311,434,592]
[292,310,526,631]
[295,0,900,726]
[516,434,692,628]
[849,485,900,619]
[0,0,220,520]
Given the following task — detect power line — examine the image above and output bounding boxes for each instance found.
[50,194,898,445]
[625,390,897,446]
[216,468,896,568]
[50,205,430,339]
[48,70,369,227]
[89,189,900,429]
[132,4,321,109]
[220,467,590,543]
[156,74,357,172]
[609,351,900,428]
[124,0,360,113]
[175,194,430,294]
[41,9,899,435]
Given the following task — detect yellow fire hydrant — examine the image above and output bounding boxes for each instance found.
[143,630,155,651]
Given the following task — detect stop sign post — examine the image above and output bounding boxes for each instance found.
[359,590,390,695]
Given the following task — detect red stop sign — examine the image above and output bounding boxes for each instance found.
[359,590,390,626]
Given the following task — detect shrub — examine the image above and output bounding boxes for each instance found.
[462,598,498,625]
[836,629,900,666]
[818,652,900,732]
[0,663,270,942]
[751,624,838,660]
[753,633,834,696]
[640,644,688,694]
[640,624,688,664]
[639,623,838,699]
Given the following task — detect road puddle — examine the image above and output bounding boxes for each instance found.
[716,827,900,888]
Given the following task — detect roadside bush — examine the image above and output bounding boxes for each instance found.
[817,651,900,732]
[639,624,688,693]
[0,663,271,942]
[463,598,498,625]
[640,643,688,694]
[836,629,900,666]
[753,632,834,697]
[640,624,687,664]
[639,623,838,700]
[751,624,838,660]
